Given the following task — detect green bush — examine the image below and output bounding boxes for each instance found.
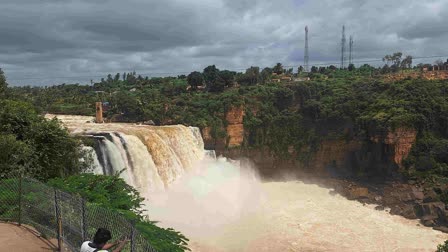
[437,240,448,252]
[48,174,189,252]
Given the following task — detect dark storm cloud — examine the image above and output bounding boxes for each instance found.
[1,0,448,85]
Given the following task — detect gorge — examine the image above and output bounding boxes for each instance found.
[47,114,448,251]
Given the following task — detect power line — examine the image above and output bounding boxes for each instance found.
[7,55,448,81]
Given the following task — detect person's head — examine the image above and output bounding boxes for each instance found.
[93,228,112,248]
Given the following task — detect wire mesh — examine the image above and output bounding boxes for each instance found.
[0,176,158,252]
[0,177,20,221]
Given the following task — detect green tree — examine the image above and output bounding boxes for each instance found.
[114,73,121,82]
[348,63,355,71]
[0,134,33,176]
[208,75,225,92]
[110,92,144,121]
[273,63,283,75]
[260,67,273,84]
[219,70,236,87]
[383,52,404,72]
[0,100,90,180]
[401,55,413,69]
[203,65,225,92]
[48,174,189,252]
[245,66,260,86]
[203,65,219,86]
[187,71,203,91]
[0,68,7,95]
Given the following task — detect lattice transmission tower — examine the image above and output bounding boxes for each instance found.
[341,25,346,69]
[304,26,309,72]
[349,35,354,65]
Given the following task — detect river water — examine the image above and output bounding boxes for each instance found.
[47,114,448,251]
[148,158,447,252]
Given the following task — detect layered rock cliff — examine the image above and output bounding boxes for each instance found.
[206,107,418,179]
[225,106,245,147]
[384,127,417,168]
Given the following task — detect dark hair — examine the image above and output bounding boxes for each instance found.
[93,228,112,244]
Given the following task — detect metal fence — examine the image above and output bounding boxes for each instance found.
[0,176,157,252]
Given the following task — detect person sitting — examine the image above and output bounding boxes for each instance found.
[80,228,129,252]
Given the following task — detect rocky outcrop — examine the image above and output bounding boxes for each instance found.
[201,127,213,147]
[335,180,448,233]
[369,127,417,173]
[226,124,244,147]
[225,106,245,147]
[225,106,245,124]
[308,140,362,175]
[384,128,417,167]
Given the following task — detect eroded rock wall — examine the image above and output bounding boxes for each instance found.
[204,107,417,179]
[225,106,245,147]
[384,128,417,167]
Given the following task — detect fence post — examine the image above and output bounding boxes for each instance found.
[130,221,136,252]
[54,189,63,252]
[81,198,87,241]
[18,175,23,226]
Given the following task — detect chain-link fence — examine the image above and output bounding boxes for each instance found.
[0,176,157,252]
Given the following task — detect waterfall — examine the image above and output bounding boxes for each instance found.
[81,146,103,174]
[118,134,164,193]
[67,121,207,190]
[205,150,217,159]
[50,114,448,251]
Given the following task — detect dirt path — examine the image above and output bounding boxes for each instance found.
[0,222,58,252]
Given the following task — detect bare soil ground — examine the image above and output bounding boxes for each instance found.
[0,222,58,252]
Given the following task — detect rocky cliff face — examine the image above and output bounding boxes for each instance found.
[384,128,417,167]
[205,108,417,179]
[308,140,362,175]
[371,127,417,168]
[201,126,213,147]
[334,179,448,233]
[225,106,245,147]
[201,106,245,150]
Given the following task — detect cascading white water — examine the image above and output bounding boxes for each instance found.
[46,114,206,189]
[204,150,217,159]
[117,134,164,194]
[47,114,448,251]
[81,145,103,174]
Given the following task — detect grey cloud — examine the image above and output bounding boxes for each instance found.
[1,0,448,85]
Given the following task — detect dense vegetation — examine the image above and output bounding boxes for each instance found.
[2,54,448,249]
[0,82,89,180]
[0,69,189,251]
[5,59,448,176]
[49,174,189,252]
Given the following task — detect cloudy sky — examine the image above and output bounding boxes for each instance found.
[1,0,448,86]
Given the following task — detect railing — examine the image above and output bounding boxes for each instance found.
[0,176,157,252]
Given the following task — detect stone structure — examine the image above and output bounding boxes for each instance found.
[95,102,103,123]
